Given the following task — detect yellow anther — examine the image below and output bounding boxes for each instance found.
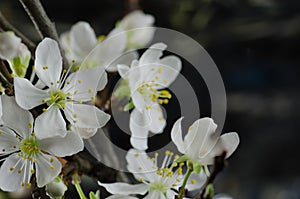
[78,80,82,84]
[172,183,177,187]
[165,150,171,155]
[88,88,93,93]
[158,67,163,73]
[10,73,14,78]
[138,167,142,171]
[159,116,164,121]
[31,132,35,136]
[61,104,66,109]
[63,69,67,73]
[50,158,54,163]
[163,99,169,104]
[26,183,32,188]
[30,169,35,174]
[73,114,78,118]
[33,159,38,163]
[79,100,83,104]
[155,152,159,157]
[50,82,54,85]
[50,165,55,170]
[134,153,140,157]
[43,66,48,70]
[73,120,77,124]
[145,105,152,110]
[9,167,14,171]
[2,148,5,152]
[177,168,183,175]
[17,169,22,174]
[28,123,33,128]
[138,178,144,182]
[42,99,46,103]
[21,182,25,187]
[97,35,106,41]
[191,179,196,184]
[42,108,48,112]
[188,126,193,131]
[67,81,70,85]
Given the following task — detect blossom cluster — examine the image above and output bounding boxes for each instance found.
[0,9,239,199]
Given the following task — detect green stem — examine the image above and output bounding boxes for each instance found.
[73,174,87,199]
[204,165,210,176]
[178,168,193,199]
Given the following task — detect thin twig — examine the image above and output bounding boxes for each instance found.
[193,151,227,199]
[0,11,36,55]
[0,60,13,84]
[18,0,68,68]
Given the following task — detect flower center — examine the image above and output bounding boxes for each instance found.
[149,181,169,194]
[20,137,40,158]
[138,83,172,105]
[45,90,68,109]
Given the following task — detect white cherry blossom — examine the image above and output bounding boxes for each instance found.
[0,96,83,191]
[171,117,240,166]
[100,149,206,199]
[14,38,110,139]
[117,43,181,150]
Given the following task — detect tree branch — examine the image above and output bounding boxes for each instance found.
[193,151,227,199]
[18,0,68,68]
[0,11,36,55]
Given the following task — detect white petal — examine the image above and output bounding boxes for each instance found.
[147,104,166,134]
[106,195,138,199]
[185,171,207,191]
[0,32,21,60]
[74,127,98,139]
[63,67,105,101]
[97,67,108,91]
[184,118,218,160]
[34,107,67,139]
[39,131,84,157]
[108,51,138,72]
[0,153,31,191]
[14,77,48,110]
[126,149,156,181]
[98,181,148,195]
[64,103,110,128]
[1,95,33,138]
[35,153,62,187]
[117,64,130,78]
[154,56,181,89]
[131,91,146,112]
[35,38,62,87]
[171,117,185,154]
[201,132,240,165]
[129,109,150,150]
[0,127,19,154]
[139,43,167,66]
[70,21,97,61]
[81,27,127,69]
[144,191,165,199]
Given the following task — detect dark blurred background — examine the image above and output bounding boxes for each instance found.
[0,0,300,198]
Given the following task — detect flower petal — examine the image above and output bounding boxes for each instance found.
[0,32,21,60]
[131,91,146,112]
[139,43,167,66]
[201,132,240,165]
[35,153,62,187]
[184,118,218,160]
[0,153,31,192]
[144,191,165,199]
[0,127,19,155]
[106,195,138,199]
[63,67,105,101]
[147,104,166,134]
[108,51,138,72]
[171,117,185,154]
[14,77,48,110]
[1,95,34,138]
[74,127,98,139]
[126,149,157,181]
[34,107,67,139]
[69,21,97,61]
[39,131,84,157]
[129,109,150,150]
[35,38,62,88]
[64,103,110,129]
[117,64,130,78]
[98,181,148,195]
[185,171,207,191]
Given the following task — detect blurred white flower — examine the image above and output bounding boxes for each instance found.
[60,21,131,72]
[117,43,181,150]
[115,10,155,49]
[100,149,206,199]
[0,31,31,77]
[14,38,110,139]
[0,96,83,191]
[171,117,239,167]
